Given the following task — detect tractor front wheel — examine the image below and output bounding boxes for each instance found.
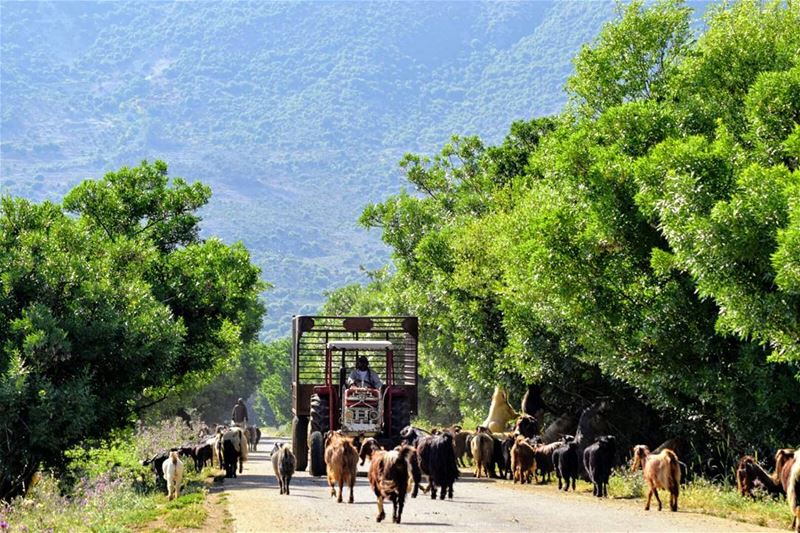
[309,430,326,477]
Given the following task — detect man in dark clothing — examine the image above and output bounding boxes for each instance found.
[232,398,248,429]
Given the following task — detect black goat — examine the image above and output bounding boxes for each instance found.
[533,441,559,483]
[583,435,616,497]
[222,440,239,478]
[515,415,539,440]
[417,432,460,500]
[497,435,515,480]
[142,451,170,488]
[193,442,214,472]
[553,436,579,492]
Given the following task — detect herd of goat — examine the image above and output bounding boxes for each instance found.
[142,388,800,530]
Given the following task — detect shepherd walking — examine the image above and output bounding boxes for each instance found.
[232,398,249,429]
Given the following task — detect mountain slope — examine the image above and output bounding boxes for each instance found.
[1,1,623,337]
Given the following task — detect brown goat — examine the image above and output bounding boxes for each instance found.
[482,387,518,433]
[785,450,800,533]
[359,437,382,466]
[533,441,560,483]
[511,436,537,484]
[632,445,681,512]
[452,429,470,467]
[777,448,796,484]
[736,455,783,498]
[324,431,359,503]
[737,448,795,499]
[470,428,494,479]
[369,445,415,523]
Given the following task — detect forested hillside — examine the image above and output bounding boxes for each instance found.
[326,0,800,460]
[0,1,626,336]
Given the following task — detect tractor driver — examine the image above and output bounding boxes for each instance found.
[347,355,383,389]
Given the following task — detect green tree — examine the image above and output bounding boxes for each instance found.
[254,338,292,427]
[567,0,691,116]
[0,161,265,499]
[340,0,800,457]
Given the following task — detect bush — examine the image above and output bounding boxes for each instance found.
[0,417,210,531]
[607,467,644,499]
[0,471,157,532]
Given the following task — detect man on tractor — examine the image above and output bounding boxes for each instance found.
[346,355,383,389]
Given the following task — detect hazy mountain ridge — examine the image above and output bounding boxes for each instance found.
[1,1,621,337]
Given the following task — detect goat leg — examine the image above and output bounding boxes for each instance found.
[392,494,403,524]
[653,488,663,511]
[376,495,385,522]
[396,494,404,523]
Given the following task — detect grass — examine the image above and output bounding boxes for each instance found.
[164,501,208,529]
[0,472,219,533]
[114,494,162,529]
[602,468,790,530]
[679,478,789,529]
[1,418,224,533]
[467,461,791,530]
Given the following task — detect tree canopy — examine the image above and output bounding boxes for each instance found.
[0,161,265,499]
[330,0,800,457]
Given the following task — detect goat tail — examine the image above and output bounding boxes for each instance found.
[170,450,179,464]
[664,449,682,488]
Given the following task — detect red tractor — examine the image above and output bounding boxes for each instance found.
[290,316,418,476]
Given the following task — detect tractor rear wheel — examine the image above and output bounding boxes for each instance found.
[309,430,326,477]
[390,395,410,437]
[310,393,330,433]
[292,416,309,472]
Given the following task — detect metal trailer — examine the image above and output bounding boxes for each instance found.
[290,315,418,473]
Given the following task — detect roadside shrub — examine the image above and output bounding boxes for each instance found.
[0,471,156,532]
[1,417,208,531]
[608,467,644,499]
[132,417,199,461]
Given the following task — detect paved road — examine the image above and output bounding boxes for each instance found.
[223,438,779,532]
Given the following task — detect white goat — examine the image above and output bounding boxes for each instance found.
[163,450,184,500]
